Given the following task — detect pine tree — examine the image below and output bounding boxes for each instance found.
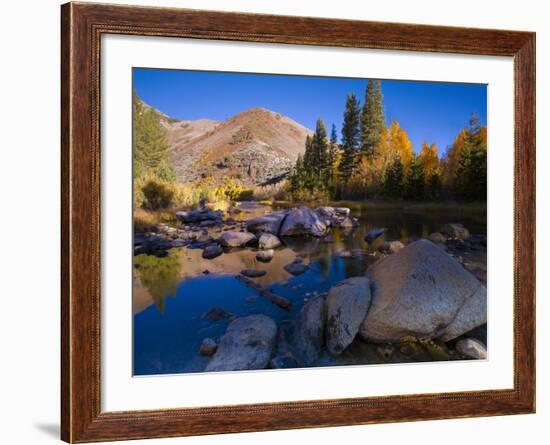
[303,134,314,170]
[339,94,361,184]
[328,124,339,171]
[325,123,340,194]
[405,154,425,200]
[454,114,487,200]
[467,143,487,200]
[427,169,442,199]
[290,153,305,193]
[311,118,329,178]
[133,91,175,181]
[360,80,385,158]
[383,156,404,197]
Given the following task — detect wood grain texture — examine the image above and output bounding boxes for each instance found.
[60,2,536,442]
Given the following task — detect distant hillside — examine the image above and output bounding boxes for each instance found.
[142,102,312,186]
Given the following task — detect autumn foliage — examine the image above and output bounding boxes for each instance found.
[289,80,487,202]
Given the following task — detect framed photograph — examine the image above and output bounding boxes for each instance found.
[61,2,535,442]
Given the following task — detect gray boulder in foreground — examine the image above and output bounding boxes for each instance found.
[456,338,487,359]
[291,294,326,366]
[245,211,287,235]
[280,207,327,237]
[359,239,486,343]
[205,315,277,372]
[219,231,256,247]
[326,277,372,356]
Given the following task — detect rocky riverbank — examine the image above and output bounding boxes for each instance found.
[134,203,488,372]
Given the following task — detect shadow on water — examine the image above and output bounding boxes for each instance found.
[133,204,486,376]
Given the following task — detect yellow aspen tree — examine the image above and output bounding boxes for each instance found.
[419,141,440,176]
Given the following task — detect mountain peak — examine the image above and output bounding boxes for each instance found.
[165,108,312,186]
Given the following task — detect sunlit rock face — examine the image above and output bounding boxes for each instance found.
[360,239,486,343]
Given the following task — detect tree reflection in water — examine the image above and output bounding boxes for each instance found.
[134,250,181,313]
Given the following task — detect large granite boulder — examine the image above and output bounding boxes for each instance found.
[326,277,372,355]
[359,239,486,343]
[205,315,277,372]
[245,211,288,235]
[291,295,326,366]
[280,207,327,237]
[219,231,256,247]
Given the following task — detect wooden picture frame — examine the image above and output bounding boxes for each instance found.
[61,2,535,442]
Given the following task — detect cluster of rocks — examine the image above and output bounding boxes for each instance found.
[135,205,488,370]
[134,205,359,266]
[198,238,487,372]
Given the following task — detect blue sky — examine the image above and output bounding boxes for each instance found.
[133,68,487,155]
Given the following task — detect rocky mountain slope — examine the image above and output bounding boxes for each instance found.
[148,103,312,186]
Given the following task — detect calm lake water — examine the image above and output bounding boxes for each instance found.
[133,203,486,376]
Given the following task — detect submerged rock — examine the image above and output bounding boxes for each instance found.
[256,249,274,262]
[202,307,232,321]
[291,295,326,366]
[202,244,223,259]
[359,239,486,343]
[280,207,327,237]
[456,338,487,359]
[284,258,309,275]
[365,227,386,242]
[205,315,277,372]
[258,233,281,249]
[219,231,256,247]
[326,277,372,355]
[235,274,291,310]
[199,338,218,356]
[245,211,287,235]
[240,269,267,278]
[441,223,470,240]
